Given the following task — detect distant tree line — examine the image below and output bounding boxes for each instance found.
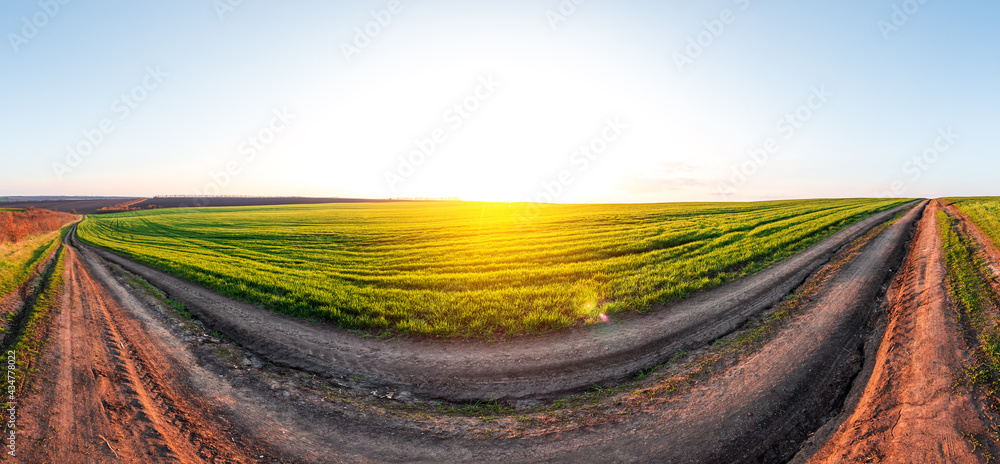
[95,199,148,213]
[153,195,304,198]
[389,197,462,201]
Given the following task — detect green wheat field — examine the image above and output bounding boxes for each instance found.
[77,198,910,338]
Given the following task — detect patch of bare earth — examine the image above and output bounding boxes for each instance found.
[803,200,985,463]
[0,292,25,331]
[14,245,275,463]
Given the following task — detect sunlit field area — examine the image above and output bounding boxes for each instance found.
[949,197,1000,249]
[78,199,909,338]
[0,232,63,299]
[0,208,77,297]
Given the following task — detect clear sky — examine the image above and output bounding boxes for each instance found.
[2,0,997,202]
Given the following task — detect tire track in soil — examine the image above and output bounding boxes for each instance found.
[52,246,74,461]
[943,200,1000,287]
[15,243,264,463]
[797,200,984,463]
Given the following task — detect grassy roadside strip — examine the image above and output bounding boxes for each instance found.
[124,275,192,319]
[4,246,68,393]
[0,230,63,301]
[938,210,1000,449]
[0,240,67,460]
[948,198,1000,253]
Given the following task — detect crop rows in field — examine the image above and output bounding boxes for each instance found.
[77,199,908,338]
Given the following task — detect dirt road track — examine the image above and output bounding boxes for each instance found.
[798,200,985,463]
[16,239,274,463]
[73,202,917,403]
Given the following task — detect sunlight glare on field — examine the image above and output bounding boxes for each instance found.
[76,199,909,338]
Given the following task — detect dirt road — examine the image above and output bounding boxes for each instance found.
[74,203,917,402]
[15,240,274,463]
[798,200,985,463]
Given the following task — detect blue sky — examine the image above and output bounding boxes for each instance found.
[1,0,997,202]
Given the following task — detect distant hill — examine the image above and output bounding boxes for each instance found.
[0,196,133,202]
[0,198,143,214]
[0,196,397,214]
[135,196,391,209]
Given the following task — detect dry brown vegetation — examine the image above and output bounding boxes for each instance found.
[96,198,148,213]
[0,207,78,244]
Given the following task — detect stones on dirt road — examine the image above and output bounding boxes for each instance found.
[240,356,264,369]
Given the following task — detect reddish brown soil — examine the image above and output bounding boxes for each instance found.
[800,200,985,463]
[0,290,30,336]
[14,244,276,463]
[0,292,22,325]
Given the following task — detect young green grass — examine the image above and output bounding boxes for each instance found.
[6,246,67,392]
[938,207,1000,460]
[940,198,1000,458]
[949,197,1000,250]
[0,231,63,298]
[77,199,909,338]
